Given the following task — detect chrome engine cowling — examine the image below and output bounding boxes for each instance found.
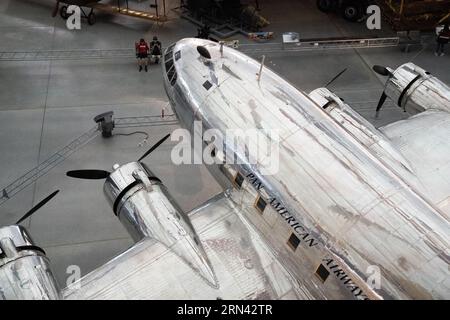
[308,87,416,177]
[0,225,60,300]
[102,161,216,285]
[103,162,194,243]
[383,63,450,115]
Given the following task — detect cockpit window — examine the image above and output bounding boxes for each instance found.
[175,50,181,61]
[163,43,177,86]
[164,43,175,61]
[170,72,177,86]
[165,59,173,74]
[167,65,176,85]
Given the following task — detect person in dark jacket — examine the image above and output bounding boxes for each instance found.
[436,24,450,56]
[150,36,162,64]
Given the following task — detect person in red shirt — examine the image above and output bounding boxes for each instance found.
[135,38,149,72]
[436,24,450,57]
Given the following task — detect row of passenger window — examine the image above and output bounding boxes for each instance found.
[232,171,331,284]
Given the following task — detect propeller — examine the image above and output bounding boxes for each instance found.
[373,65,394,118]
[15,190,59,225]
[66,134,171,180]
[52,1,60,18]
[324,68,348,88]
[375,92,388,117]
[138,133,170,162]
[373,65,392,77]
[66,169,110,180]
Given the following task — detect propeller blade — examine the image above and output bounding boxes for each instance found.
[373,65,391,77]
[66,170,110,180]
[138,133,171,162]
[16,190,59,224]
[52,1,60,18]
[375,92,388,118]
[324,68,347,88]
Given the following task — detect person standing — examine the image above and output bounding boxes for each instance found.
[135,38,149,72]
[150,36,162,64]
[436,24,450,56]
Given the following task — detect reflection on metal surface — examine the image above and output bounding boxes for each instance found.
[161,38,449,300]
[63,192,306,300]
[383,63,450,115]
[0,226,60,300]
[2,38,450,300]
[103,161,217,287]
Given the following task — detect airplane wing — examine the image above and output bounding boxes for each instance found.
[380,110,450,217]
[62,191,308,300]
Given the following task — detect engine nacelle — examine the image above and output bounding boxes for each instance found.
[102,162,193,243]
[0,225,60,300]
[383,62,450,115]
[308,87,416,177]
[102,161,216,286]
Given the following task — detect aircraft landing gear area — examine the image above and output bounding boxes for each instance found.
[60,5,96,25]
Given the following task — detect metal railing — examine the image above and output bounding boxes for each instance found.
[114,114,178,128]
[239,37,400,54]
[0,49,135,61]
[0,37,400,61]
[0,126,99,206]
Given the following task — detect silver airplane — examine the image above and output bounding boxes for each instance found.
[1,38,449,300]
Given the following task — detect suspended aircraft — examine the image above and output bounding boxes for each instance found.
[1,38,449,300]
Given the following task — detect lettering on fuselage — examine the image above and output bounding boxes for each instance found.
[322,258,369,300]
[247,174,264,191]
[244,172,370,300]
[245,173,319,248]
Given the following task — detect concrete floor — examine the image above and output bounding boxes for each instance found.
[0,0,449,288]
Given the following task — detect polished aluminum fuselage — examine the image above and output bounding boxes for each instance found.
[162,38,450,299]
